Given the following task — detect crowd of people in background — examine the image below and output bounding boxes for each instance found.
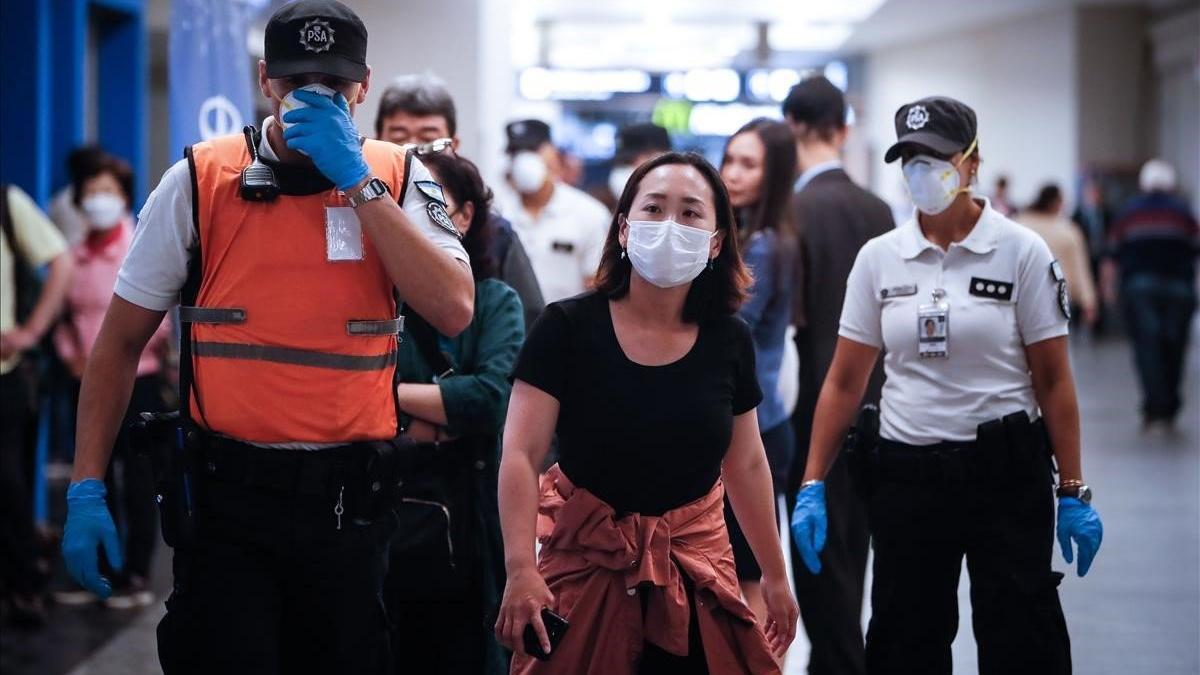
[0,64,1196,675]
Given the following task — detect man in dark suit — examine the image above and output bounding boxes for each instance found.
[783,76,894,675]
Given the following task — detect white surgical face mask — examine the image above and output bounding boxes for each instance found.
[509,151,548,194]
[81,193,125,230]
[626,218,715,288]
[608,165,634,199]
[278,83,338,132]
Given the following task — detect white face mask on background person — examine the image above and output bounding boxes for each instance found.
[509,151,548,194]
[625,218,715,288]
[608,165,635,199]
[81,192,125,230]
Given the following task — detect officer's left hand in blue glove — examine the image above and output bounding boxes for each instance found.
[1056,497,1102,577]
[790,481,827,575]
[62,479,123,598]
[281,89,371,191]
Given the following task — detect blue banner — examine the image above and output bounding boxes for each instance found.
[169,0,261,154]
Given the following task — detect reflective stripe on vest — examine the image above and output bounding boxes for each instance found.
[187,134,410,444]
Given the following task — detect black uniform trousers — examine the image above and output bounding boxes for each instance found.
[157,444,399,675]
[864,440,1071,675]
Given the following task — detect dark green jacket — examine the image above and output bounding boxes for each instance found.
[396,278,524,674]
[398,278,525,439]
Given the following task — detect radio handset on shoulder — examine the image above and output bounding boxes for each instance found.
[239,125,279,202]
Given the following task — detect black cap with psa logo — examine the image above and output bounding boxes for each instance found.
[265,0,368,83]
[883,96,977,163]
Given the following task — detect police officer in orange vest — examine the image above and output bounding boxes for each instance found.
[60,2,475,672]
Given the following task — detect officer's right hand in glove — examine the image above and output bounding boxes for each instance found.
[1057,497,1102,577]
[62,479,123,598]
[790,481,827,575]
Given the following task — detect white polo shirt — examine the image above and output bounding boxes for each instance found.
[839,199,1069,445]
[115,117,468,312]
[496,182,610,304]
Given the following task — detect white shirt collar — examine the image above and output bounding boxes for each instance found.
[259,117,281,162]
[897,197,1003,259]
[794,159,842,192]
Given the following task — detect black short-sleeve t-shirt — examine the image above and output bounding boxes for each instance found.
[513,292,762,516]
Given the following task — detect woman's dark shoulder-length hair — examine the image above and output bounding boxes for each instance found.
[593,151,752,323]
[419,151,497,281]
[723,118,797,243]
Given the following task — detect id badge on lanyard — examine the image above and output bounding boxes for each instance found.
[324,190,364,262]
[918,288,949,358]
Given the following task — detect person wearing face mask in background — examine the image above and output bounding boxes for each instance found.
[53,154,171,610]
[60,1,475,672]
[495,151,798,674]
[593,122,673,212]
[781,75,893,675]
[496,119,611,304]
[718,118,798,625]
[47,146,109,247]
[375,74,545,329]
[791,96,1102,675]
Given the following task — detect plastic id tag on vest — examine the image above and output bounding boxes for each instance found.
[326,207,365,262]
[917,289,949,358]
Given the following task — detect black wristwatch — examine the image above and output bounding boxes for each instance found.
[1055,483,1093,504]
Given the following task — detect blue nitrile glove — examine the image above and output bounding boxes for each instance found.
[1056,497,1103,577]
[281,90,371,191]
[790,481,827,575]
[62,479,123,598]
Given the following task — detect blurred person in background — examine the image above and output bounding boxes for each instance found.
[1017,183,1098,330]
[557,147,585,189]
[48,146,108,247]
[385,151,524,675]
[782,75,893,675]
[496,119,610,304]
[599,122,673,211]
[1103,159,1198,433]
[52,154,171,609]
[495,152,797,674]
[0,183,73,628]
[719,118,798,623]
[990,175,1015,216]
[375,73,544,328]
[1072,176,1113,334]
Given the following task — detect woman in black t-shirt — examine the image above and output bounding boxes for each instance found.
[494,152,798,674]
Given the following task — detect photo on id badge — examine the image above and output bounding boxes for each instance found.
[918,304,949,358]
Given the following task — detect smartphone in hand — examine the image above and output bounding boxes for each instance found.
[523,608,569,661]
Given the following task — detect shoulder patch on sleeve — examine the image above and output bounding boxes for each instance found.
[1051,261,1070,319]
[414,180,447,206]
[1050,260,1065,282]
[426,202,462,240]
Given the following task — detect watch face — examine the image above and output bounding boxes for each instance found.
[1078,485,1092,504]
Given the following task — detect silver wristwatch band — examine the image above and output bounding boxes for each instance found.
[348,177,389,208]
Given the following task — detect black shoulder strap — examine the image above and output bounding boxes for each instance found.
[179,146,205,427]
[404,308,453,379]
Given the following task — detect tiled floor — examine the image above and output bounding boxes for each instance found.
[5,333,1198,675]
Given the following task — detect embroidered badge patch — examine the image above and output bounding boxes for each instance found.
[426,202,461,239]
[299,19,335,53]
[906,105,929,130]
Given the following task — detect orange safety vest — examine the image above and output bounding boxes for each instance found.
[183,132,409,444]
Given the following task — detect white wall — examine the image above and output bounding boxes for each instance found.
[347,0,512,181]
[863,7,1079,214]
[1150,7,1200,208]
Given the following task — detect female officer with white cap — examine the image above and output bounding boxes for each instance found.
[789,96,1103,674]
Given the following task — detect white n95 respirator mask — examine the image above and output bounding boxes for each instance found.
[901,138,977,216]
[626,218,715,289]
[278,83,338,132]
[509,152,548,194]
